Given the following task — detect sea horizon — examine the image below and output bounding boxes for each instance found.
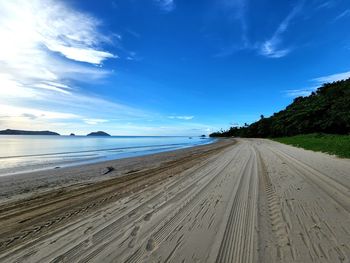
[0,135,214,176]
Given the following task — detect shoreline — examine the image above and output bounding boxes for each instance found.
[0,138,229,203]
[0,136,215,177]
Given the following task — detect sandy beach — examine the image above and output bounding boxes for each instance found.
[0,138,350,262]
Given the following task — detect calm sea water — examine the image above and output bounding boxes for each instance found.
[0,135,214,176]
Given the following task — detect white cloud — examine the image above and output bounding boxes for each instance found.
[0,0,115,67]
[333,9,350,22]
[168,115,194,120]
[0,105,80,120]
[33,83,72,94]
[312,71,350,84]
[260,41,291,58]
[45,44,116,64]
[315,1,333,10]
[0,0,116,91]
[0,0,149,130]
[83,118,109,125]
[155,0,175,12]
[285,70,350,98]
[259,2,303,58]
[212,0,249,57]
[284,87,317,97]
[0,0,219,136]
[215,0,304,59]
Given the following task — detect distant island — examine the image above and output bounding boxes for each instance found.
[87,131,111,137]
[0,129,60,136]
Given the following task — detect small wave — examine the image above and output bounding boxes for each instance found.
[0,143,191,159]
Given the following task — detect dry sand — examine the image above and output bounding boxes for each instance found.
[0,138,350,262]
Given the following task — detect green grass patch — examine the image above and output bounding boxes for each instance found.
[273,133,350,158]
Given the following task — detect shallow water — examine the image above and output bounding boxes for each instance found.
[0,135,213,176]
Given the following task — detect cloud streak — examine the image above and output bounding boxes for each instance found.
[333,9,350,22]
[285,70,350,98]
[0,0,116,94]
[259,2,304,58]
[0,0,157,133]
[168,115,194,120]
[83,118,109,125]
[312,71,350,84]
[284,87,318,97]
[154,0,175,12]
[215,0,305,59]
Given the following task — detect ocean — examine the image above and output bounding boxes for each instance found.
[0,135,214,176]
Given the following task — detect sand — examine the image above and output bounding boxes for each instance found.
[0,138,349,262]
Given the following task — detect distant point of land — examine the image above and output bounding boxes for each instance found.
[0,129,60,136]
[87,131,111,137]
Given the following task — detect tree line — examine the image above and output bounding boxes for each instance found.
[210,78,350,138]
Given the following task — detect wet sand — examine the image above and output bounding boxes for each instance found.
[0,138,350,262]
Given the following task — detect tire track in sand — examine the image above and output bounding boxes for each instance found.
[122,147,244,263]
[215,146,259,263]
[268,146,350,214]
[255,147,295,262]
[72,147,240,263]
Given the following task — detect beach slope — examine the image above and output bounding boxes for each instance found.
[0,139,349,262]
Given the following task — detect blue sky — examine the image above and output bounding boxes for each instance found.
[0,0,350,135]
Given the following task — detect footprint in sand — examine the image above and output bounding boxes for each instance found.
[144,212,153,221]
[128,225,140,248]
[146,238,155,251]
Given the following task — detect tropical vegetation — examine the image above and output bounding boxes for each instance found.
[210,78,350,138]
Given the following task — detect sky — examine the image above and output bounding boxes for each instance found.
[0,0,350,136]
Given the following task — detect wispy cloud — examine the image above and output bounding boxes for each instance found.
[315,1,333,10]
[259,42,291,58]
[284,87,318,97]
[312,71,350,84]
[213,0,249,57]
[83,118,109,125]
[0,0,115,94]
[168,115,194,120]
[285,70,350,97]
[0,105,81,120]
[0,0,115,65]
[259,2,304,58]
[333,9,350,22]
[222,0,248,44]
[215,0,305,59]
[154,0,175,12]
[0,0,153,132]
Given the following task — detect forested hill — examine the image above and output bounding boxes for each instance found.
[210,78,350,138]
[0,129,60,136]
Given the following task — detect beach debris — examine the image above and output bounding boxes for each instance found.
[101,166,114,175]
